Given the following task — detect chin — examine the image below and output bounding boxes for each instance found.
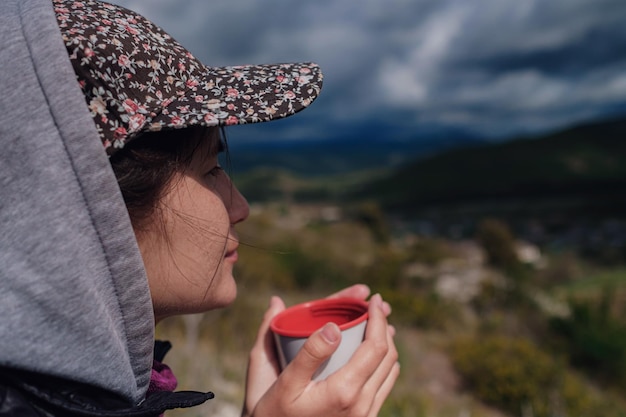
[207,278,238,310]
[221,283,238,306]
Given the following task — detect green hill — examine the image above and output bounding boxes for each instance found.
[356,116,626,217]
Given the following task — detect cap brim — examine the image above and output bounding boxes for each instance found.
[149,62,323,133]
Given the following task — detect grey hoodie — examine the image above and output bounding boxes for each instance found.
[0,0,154,405]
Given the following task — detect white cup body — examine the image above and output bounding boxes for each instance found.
[274,319,367,380]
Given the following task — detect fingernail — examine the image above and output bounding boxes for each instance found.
[321,323,340,344]
[373,293,383,309]
[384,301,392,314]
[357,284,371,294]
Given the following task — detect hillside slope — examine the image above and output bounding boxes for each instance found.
[355,116,626,215]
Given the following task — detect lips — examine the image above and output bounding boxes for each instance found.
[225,251,238,263]
[224,241,239,262]
[225,230,239,261]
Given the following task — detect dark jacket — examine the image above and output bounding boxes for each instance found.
[0,343,214,417]
[0,369,214,417]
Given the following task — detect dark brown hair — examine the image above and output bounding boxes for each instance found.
[109,126,222,230]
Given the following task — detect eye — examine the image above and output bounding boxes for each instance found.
[206,165,223,177]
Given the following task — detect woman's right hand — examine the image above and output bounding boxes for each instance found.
[247,293,400,417]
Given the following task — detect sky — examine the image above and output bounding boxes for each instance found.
[110,0,626,145]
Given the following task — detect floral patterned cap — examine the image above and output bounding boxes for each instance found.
[53,0,323,156]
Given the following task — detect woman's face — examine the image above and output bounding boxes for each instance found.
[136,130,249,322]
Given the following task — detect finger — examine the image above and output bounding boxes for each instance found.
[364,294,389,343]
[282,322,341,391]
[362,315,400,399]
[381,300,392,317]
[263,296,285,366]
[326,294,389,389]
[244,296,287,416]
[327,286,392,317]
[315,295,392,415]
[351,308,400,417]
[326,284,371,300]
[256,296,286,339]
[250,296,285,369]
[368,362,401,417]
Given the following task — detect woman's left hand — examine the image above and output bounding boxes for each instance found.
[241,284,392,417]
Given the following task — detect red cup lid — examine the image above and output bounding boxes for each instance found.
[270,297,369,338]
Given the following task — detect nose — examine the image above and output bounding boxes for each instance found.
[228,183,249,225]
[220,174,249,225]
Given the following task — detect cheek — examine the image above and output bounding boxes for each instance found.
[151,177,239,306]
[166,189,231,266]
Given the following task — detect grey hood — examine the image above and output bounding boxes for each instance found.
[0,0,154,404]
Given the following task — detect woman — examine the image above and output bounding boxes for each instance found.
[0,0,399,416]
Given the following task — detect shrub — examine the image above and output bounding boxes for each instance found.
[408,237,452,266]
[450,335,595,417]
[381,289,456,329]
[347,201,390,245]
[475,218,533,306]
[276,246,349,290]
[234,245,297,291]
[475,218,520,272]
[534,251,581,287]
[549,294,626,386]
[379,391,427,417]
[361,247,404,291]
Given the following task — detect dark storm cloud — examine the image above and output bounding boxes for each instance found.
[111,0,626,141]
[452,24,626,77]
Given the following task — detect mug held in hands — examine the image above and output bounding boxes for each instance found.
[270,297,369,380]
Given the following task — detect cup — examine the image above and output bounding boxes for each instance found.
[270,297,369,380]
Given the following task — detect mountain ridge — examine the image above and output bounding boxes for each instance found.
[225,125,486,176]
[353,115,626,216]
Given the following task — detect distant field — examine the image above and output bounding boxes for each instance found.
[556,267,626,299]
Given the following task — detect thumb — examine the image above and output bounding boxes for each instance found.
[284,323,341,388]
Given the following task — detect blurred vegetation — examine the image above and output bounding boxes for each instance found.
[476,219,520,272]
[450,335,623,417]
[158,203,626,417]
[550,289,626,386]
